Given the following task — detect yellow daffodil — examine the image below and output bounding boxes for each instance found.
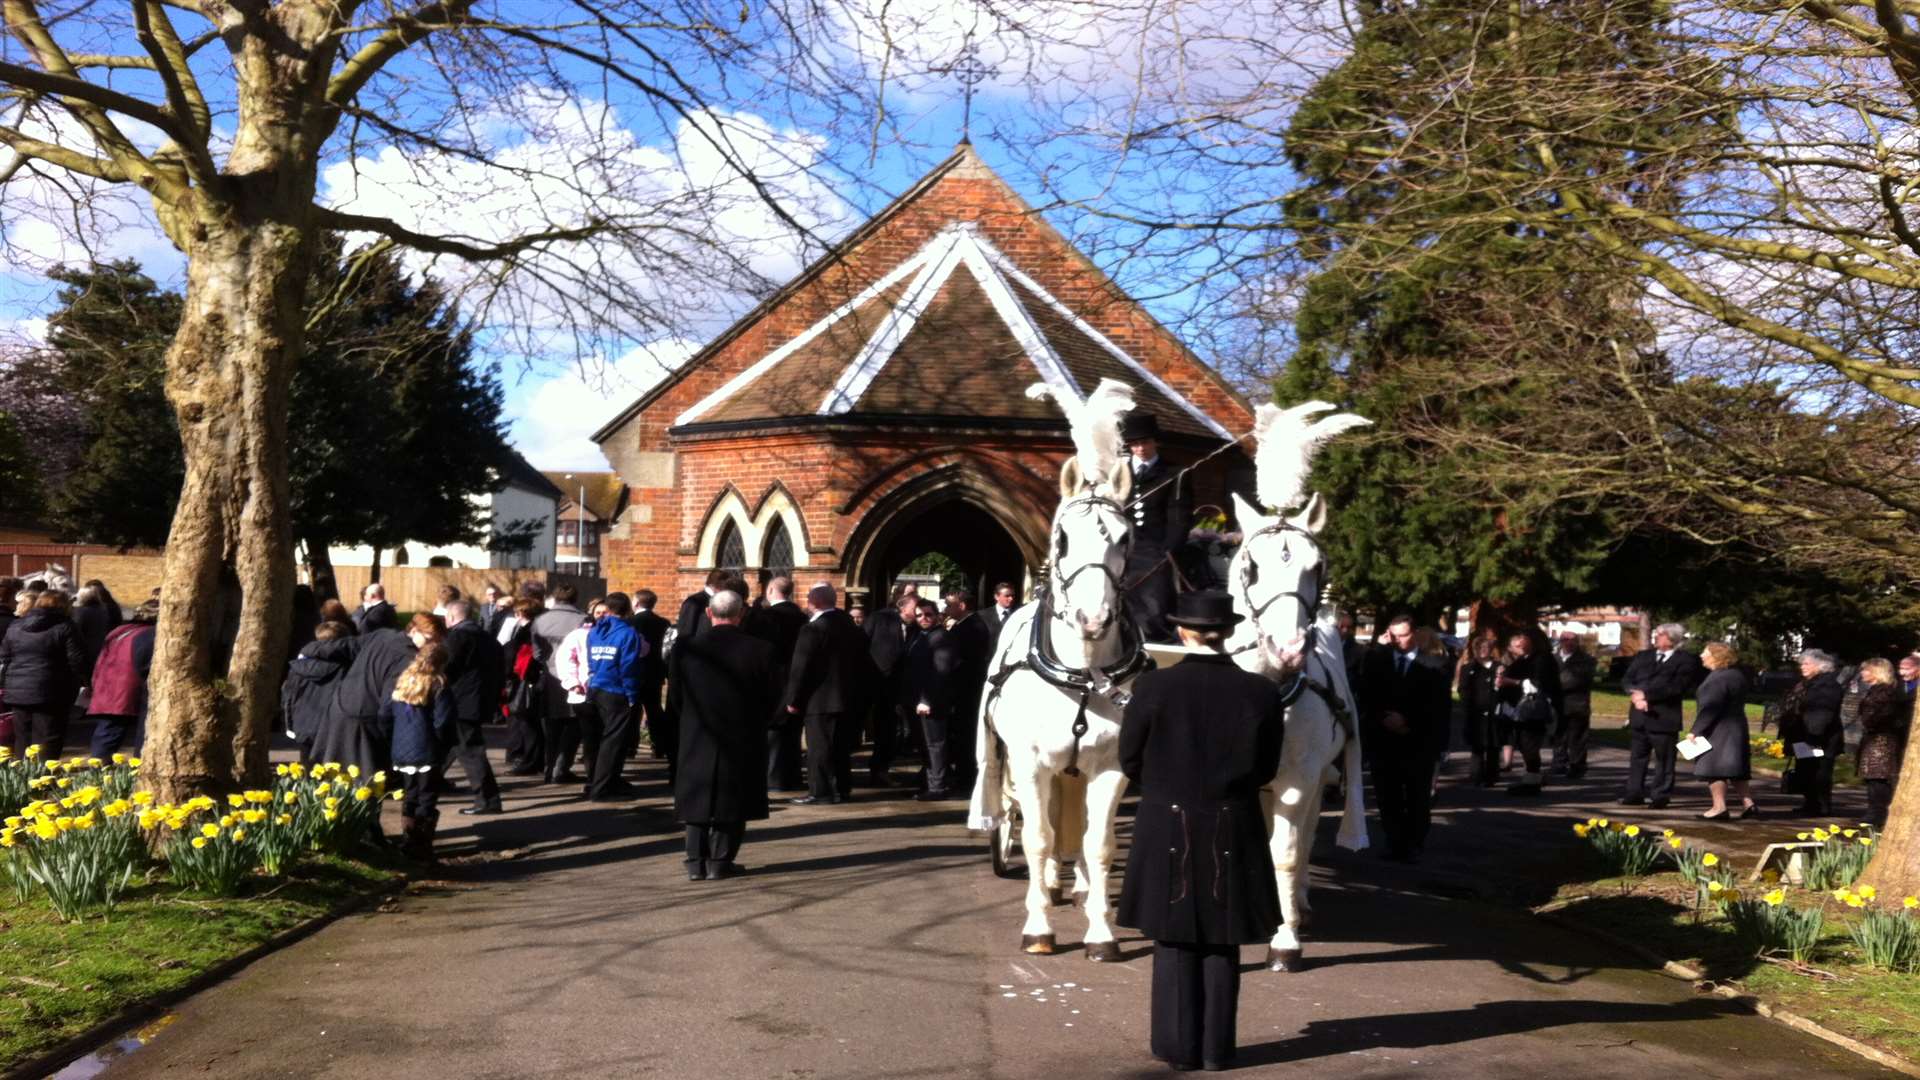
[284,791,298,805]
[347,765,361,779]
[275,814,292,826]
[111,753,127,765]
[1835,888,1854,902]
[218,814,235,828]
[1846,894,1866,909]
[25,745,40,759]
[132,791,153,806]
[227,793,246,808]
[1843,829,1858,838]
[229,827,246,841]
[322,809,338,822]
[1667,837,1684,849]
[1861,838,1874,847]
[1573,824,1590,838]
[1764,887,1787,907]
[1702,853,1719,867]
[1811,828,1828,841]
[1904,897,1918,910]
[30,820,56,841]
[126,757,140,767]
[1709,881,1725,893]
[190,836,207,849]
[352,787,372,802]
[275,764,290,777]
[1860,885,1878,900]
[1624,825,1641,837]
[200,823,220,839]
[288,762,304,778]
[1596,818,1609,828]
[1662,828,1676,838]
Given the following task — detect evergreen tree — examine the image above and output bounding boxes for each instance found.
[1273,0,1708,627]
[36,243,517,561]
[0,410,39,521]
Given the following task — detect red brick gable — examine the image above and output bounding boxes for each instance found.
[593,144,1254,602]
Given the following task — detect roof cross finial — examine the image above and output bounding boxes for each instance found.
[941,34,995,145]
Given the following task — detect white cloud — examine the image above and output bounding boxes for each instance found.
[506,337,700,469]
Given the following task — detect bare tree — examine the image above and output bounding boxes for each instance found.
[0,0,879,802]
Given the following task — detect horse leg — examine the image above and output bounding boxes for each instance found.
[1014,769,1058,953]
[1078,767,1129,962]
[1267,796,1310,973]
[1050,771,1088,906]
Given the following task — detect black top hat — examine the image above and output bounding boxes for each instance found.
[1120,409,1162,442]
[1165,590,1244,631]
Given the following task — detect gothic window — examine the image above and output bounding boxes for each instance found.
[763,517,794,575]
[715,519,746,574]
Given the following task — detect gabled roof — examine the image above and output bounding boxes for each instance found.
[673,224,1230,439]
[499,451,565,501]
[541,471,626,520]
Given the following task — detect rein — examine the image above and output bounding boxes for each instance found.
[1227,519,1355,740]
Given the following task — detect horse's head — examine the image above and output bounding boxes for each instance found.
[1050,456,1134,641]
[1230,491,1329,670]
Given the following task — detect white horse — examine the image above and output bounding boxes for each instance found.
[1225,400,1371,973]
[969,416,1151,958]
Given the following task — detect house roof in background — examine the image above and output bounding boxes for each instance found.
[499,451,565,500]
[540,470,626,520]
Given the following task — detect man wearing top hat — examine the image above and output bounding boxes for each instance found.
[1121,408,1190,644]
[1117,590,1286,1072]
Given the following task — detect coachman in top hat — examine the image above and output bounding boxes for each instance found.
[1120,408,1190,644]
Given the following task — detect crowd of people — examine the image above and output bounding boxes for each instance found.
[0,575,155,759]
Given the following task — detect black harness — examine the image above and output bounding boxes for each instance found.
[985,492,1156,777]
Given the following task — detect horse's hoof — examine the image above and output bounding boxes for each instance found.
[1022,934,1057,955]
[1267,948,1305,973]
[1084,941,1122,963]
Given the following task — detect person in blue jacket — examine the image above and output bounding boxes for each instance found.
[584,592,648,801]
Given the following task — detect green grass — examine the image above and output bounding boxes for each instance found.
[0,855,401,1073]
[1552,873,1920,1063]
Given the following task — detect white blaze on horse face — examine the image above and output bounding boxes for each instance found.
[1231,491,1323,669]
[1054,499,1129,638]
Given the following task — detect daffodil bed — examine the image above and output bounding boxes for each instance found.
[0,751,406,1073]
[1560,816,1920,1063]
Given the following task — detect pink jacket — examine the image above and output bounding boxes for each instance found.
[559,626,592,704]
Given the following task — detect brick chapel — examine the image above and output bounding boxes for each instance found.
[591,144,1256,609]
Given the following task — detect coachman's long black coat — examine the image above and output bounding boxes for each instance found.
[672,624,776,824]
[1117,654,1285,946]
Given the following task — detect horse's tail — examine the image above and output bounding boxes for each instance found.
[1334,716,1369,851]
[967,676,1006,832]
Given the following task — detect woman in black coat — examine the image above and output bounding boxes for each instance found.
[1458,637,1503,787]
[1779,649,1847,816]
[670,592,775,880]
[1689,642,1754,819]
[1117,591,1285,1073]
[0,591,88,758]
[1855,658,1907,827]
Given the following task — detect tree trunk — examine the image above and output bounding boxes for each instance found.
[142,214,309,804]
[1859,694,1920,898]
[304,533,339,603]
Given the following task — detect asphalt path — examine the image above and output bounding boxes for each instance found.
[71,747,1893,1080]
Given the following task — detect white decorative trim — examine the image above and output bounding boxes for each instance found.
[820,228,968,414]
[674,248,936,427]
[693,485,811,570]
[981,247,1236,441]
[953,231,1082,402]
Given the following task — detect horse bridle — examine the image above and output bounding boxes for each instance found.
[1235,520,1326,627]
[1048,493,1135,628]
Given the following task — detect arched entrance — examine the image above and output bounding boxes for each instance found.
[865,497,1029,607]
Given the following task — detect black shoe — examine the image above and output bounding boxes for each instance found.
[459,802,504,816]
[706,861,744,879]
[1618,796,1645,806]
[1648,798,1670,809]
[546,770,580,784]
[685,861,706,881]
[1739,803,1761,819]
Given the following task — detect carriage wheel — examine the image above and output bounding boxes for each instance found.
[990,805,1024,878]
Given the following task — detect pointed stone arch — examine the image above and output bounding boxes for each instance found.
[694,484,753,570]
[839,462,1050,602]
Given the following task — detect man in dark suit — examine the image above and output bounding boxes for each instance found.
[481,584,513,637]
[350,583,398,634]
[1356,614,1452,862]
[1552,631,1599,779]
[942,588,993,792]
[674,569,728,649]
[441,601,505,815]
[753,576,809,790]
[1115,590,1284,1071]
[863,590,918,787]
[986,581,1018,647]
[1620,623,1703,808]
[628,590,672,761]
[672,588,776,880]
[1121,410,1190,644]
[901,599,963,799]
[782,583,876,804]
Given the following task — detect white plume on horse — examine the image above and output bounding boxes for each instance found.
[1252,400,1372,514]
[1025,379,1133,488]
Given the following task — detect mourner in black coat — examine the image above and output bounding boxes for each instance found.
[311,627,417,778]
[782,586,877,804]
[282,630,353,765]
[900,603,962,798]
[1621,628,1704,807]
[1552,634,1599,778]
[862,597,915,786]
[0,600,89,758]
[1495,635,1561,794]
[752,587,810,790]
[1116,591,1284,1072]
[941,598,993,790]
[1120,410,1191,645]
[628,595,671,760]
[1355,617,1452,862]
[673,608,776,880]
[442,609,505,814]
[1780,657,1847,815]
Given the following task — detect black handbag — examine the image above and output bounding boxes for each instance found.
[1516,692,1555,728]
